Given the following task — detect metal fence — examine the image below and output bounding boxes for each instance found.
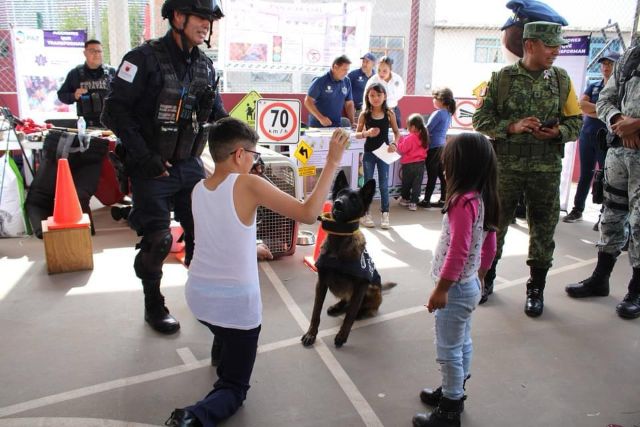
[1,0,639,100]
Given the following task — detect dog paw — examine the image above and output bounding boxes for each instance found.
[334,334,348,347]
[301,333,316,347]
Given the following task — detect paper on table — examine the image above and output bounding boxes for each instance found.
[372,144,401,164]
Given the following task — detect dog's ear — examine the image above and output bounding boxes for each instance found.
[331,170,349,200]
[360,179,376,209]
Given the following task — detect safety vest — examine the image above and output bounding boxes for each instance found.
[77,64,112,120]
[149,39,215,162]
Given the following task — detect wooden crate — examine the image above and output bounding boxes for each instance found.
[42,216,93,274]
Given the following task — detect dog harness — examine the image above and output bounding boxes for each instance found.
[315,213,381,287]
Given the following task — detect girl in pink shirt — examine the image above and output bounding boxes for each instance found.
[393,114,429,210]
[413,132,499,427]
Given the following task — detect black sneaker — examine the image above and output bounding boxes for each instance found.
[417,200,431,208]
[563,209,583,223]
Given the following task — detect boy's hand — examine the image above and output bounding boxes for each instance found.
[426,288,448,313]
[257,243,273,261]
[327,128,350,165]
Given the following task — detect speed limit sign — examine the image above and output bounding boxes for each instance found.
[256,99,300,144]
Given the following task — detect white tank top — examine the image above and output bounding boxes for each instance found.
[185,174,261,329]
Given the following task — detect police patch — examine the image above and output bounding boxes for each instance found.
[342,87,348,95]
[117,60,138,83]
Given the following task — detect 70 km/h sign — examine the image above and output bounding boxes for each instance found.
[255,99,301,144]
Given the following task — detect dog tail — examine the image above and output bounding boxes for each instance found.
[381,282,397,291]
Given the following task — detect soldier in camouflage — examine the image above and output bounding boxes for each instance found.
[472,21,582,317]
[565,45,640,319]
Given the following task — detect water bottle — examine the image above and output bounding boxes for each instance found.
[77,116,86,140]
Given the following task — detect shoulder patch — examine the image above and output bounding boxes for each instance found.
[117,60,138,83]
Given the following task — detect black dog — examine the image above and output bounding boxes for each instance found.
[301,170,396,348]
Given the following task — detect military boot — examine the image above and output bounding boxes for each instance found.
[479,260,498,305]
[525,267,547,317]
[566,251,615,298]
[143,280,180,334]
[412,397,463,427]
[420,375,469,411]
[617,268,640,319]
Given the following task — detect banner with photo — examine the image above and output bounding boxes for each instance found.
[220,0,372,74]
[11,28,86,122]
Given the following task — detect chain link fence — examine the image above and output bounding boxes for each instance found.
[0,0,639,100]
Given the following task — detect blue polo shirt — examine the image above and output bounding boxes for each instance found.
[348,68,373,110]
[582,80,606,135]
[307,71,353,127]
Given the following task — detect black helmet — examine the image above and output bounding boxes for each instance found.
[161,0,224,22]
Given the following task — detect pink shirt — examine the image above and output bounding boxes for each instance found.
[432,192,497,283]
[396,132,428,164]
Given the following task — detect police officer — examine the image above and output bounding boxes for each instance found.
[101,0,226,335]
[348,52,376,116]
[565,45,640,320]
[304,55,356,127]
[57,40,116,127]
[473,22,582,317]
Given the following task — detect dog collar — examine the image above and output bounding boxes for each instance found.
[318,212,361,235]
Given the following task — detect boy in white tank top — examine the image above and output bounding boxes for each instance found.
[165,118,349,427]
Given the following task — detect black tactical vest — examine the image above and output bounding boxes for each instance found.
[77,65,112,120]
[149,39,215,162]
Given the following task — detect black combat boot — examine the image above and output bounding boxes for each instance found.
[413,396,463,427]
[566,251,616,298]
[616,267,640,319]
[143,280,180,334]
[524,267,547,317]
[165,408,202,426]
[420,375,469,412]
[479,260,498,305]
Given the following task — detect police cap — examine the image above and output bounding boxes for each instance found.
[502,0,568,30]
[161,0,224,22]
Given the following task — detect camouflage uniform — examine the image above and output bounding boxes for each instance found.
[473,21,582,316]
[564,46,640,319]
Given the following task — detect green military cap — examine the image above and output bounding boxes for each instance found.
[523,21,568,46]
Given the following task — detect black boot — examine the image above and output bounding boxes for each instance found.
[617,268,640,319]
[525,267,546,317]
[165,408,202,426]
[479,260,498,305]
[413,397,463,427]
[420,375,469,412]
[566,252,615,298]
[143,280,180,334]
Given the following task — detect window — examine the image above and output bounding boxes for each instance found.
[369,36,405,75]
[474,38,503,63]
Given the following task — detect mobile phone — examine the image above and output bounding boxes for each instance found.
[540,118,559,129]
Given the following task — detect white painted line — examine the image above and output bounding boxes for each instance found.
[565,254,586,262]
[177,347,198,365]
[494,276,508,285]
[260,262,384,427]
[494,257,597,292]
[0,417,158,427]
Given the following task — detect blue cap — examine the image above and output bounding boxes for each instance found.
[598,51,621,63]
[360,52,376,62]
[502,0,568,30]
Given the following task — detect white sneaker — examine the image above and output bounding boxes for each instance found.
[408,203,417,211]
[361,213,375,228]
[381,212,390,229]
[398,198,410,207]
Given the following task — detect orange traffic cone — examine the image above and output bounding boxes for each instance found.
[46,158,90,230]
[303,200,332,272]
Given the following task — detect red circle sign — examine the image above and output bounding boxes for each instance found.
[452,100,477,129]
[258,102,298,142]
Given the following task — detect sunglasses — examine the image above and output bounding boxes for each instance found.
[230,148,261,163]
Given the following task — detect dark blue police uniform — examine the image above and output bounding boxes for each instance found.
[347,68,372,111]
[57,64,116,127]
[307,71,353,127]
[102,30,227,332]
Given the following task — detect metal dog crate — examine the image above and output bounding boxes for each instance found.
[256,146,300,257]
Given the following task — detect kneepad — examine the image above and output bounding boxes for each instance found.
[134,229,173,280]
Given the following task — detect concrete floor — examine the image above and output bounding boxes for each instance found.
[1,194,639,427]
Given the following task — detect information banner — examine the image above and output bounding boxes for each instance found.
[11,29,86,121]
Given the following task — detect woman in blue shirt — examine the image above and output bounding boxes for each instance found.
[418,88,456,208]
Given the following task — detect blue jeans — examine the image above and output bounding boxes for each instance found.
[573,129,606,211]
[362,151,390,212]
[434,277,481,400]
[187,322,261,427]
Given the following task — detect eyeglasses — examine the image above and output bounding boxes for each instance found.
[230,148,261,162]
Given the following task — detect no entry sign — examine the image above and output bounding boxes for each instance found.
[256,99,301,144]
